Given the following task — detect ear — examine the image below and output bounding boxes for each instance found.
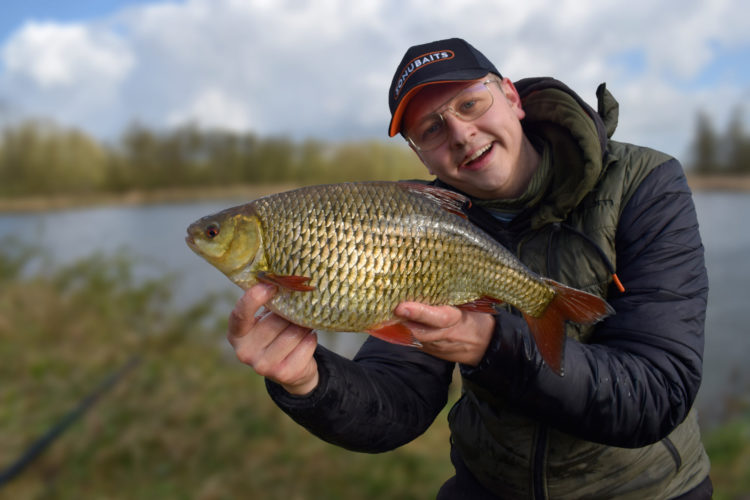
[499,77,526,120]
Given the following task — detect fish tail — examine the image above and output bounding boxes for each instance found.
[523,279,614,376]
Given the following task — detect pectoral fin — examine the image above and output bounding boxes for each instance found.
[256,271,315,291]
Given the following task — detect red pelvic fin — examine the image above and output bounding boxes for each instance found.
[524,280,615,377]
[399,182,471,219]
[256,271,315,291]
[457,296,504,314]
[366,322,421,347]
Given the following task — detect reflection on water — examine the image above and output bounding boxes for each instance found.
[1,192,748,426]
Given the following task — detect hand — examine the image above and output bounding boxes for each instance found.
[227,284,320,395]
[394,302,495,366]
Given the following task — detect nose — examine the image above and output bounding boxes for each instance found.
[443,112,475,149]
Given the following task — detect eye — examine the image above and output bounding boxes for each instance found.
[205,223,220,239]
[420,117,444,140]
[459,98,477,112]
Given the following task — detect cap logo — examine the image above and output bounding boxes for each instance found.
[393,50,455,99]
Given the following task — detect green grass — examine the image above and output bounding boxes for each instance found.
[0,244,455,499]
[704,413,750,500]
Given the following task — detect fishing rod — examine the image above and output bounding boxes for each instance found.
[0,355,142,487]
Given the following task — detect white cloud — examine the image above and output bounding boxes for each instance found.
[2,21,133,88]
[0,0,748,159]
[167,87,251,132]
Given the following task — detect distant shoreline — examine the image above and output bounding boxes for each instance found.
[685,174,750,192]
[0,184,299,213]
[0,175,748,213]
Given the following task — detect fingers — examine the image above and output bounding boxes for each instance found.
[394,301,495,366]
[227,283,277,339]
[235,318,319,394]
[394,302,461,340]
[245,319,315,378]
[227,284,319,394]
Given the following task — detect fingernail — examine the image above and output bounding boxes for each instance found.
[397,306,411,319]
[253,283,275,297]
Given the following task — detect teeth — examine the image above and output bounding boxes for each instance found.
[467,144,492,163]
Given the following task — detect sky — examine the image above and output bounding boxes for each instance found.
[0,0,749,163]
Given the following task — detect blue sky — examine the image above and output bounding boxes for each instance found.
[1,0,748,164]
[0,0,153,44]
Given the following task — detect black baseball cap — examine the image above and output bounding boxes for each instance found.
[388,38,501,137]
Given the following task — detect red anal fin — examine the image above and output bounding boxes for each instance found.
[256,271,315,291]
[524,280,615,376]
[523,310,567,377]
[457,296,504,314]
[399,182,471,219]
[366,322,421,347]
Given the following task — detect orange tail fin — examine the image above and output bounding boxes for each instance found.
[523,279,614,376]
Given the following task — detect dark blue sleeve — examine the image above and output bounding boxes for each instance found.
[462,159,708,447]
[266,337,455,453]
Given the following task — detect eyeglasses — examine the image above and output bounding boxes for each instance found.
[405,79,500,152]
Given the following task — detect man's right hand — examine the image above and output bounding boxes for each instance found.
[227,284,320,395]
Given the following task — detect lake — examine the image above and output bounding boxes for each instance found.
[1,192,748,428]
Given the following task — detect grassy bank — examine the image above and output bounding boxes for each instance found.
[704,413,750,499]
[0,244,455,499]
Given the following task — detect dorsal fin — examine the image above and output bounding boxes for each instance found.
[399,182,471,219]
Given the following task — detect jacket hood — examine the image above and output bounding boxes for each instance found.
[514,77,619,228]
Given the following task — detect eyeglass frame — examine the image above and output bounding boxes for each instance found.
[404,79,502,152]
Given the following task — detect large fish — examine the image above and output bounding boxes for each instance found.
[185,181,613,375]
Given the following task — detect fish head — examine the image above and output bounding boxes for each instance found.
[185,205,264,285]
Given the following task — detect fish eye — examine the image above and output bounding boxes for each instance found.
[205,223,220,239]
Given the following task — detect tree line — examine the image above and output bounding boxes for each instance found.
[1,106,748,198]
[690,105,750,175]
[0,121,426,198]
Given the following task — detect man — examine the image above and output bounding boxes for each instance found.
[227,38,712,498]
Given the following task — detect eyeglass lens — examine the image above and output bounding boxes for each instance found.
[408,82,494,151]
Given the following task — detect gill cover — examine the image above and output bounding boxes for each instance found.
[186,210,263,280]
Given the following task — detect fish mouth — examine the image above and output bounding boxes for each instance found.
[185,233,197,251]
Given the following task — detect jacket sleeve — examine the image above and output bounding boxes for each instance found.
[462,158,708,447]
[266,337,455,453]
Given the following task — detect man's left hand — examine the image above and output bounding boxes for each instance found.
[394,302,495,366]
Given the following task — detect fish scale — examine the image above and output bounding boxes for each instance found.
[186,181,615,375]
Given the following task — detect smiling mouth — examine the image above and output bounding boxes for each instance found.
[462,143,493,168]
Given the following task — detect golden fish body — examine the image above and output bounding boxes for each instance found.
[186,181,612,375]
[257,182,554,329]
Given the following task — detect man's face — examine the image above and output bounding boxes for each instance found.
[401,76,530,199]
